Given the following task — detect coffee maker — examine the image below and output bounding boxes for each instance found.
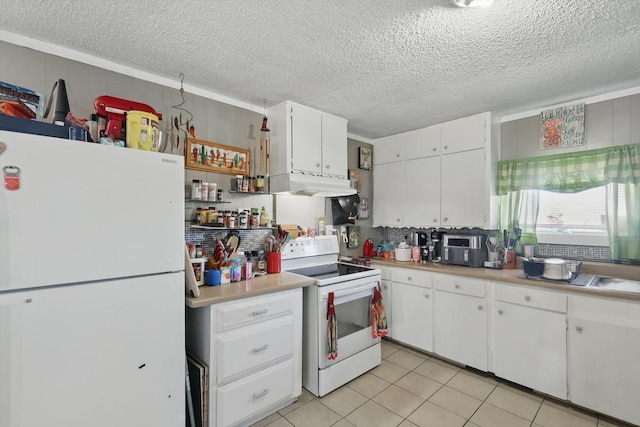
[429,230,446,261]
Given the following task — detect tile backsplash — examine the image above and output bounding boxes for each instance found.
[381,227,614,262]
[184,221,272,257]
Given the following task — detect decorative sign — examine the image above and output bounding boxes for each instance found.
[358,146,372,170]
[540,103,585,149]
[358,198,369,219]
[185,138,250,176]
[349,169,362,192]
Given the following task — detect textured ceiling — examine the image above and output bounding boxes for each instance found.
[1,0,640,139]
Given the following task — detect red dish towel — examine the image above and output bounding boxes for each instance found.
[327,292,338,360]
[372,282,388,338]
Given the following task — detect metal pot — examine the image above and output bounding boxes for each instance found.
[543,258,569,280]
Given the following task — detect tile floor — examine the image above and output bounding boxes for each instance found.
[251,339,636,427]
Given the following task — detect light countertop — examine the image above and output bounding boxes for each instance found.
[370,258,640,302]
[185,271,315,308]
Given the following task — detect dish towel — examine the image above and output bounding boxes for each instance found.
[327,292,338,360]
[372,282,388,338]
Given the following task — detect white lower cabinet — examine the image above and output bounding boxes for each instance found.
[434,274,488,371]
[390,268,433,352]
[492,283,567,399]
[567,295,640,426]
[186,289,303,427]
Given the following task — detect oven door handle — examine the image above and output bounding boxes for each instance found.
[320,282,377,301]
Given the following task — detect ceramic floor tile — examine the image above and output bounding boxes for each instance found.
[346,372,391,398]
[264,417,295,427]
[278,390,315,415]
[395,371,444,399]
[381,339,402,358]
[413,358,461,384]
[542,399,599,423]
[497,381,544,403]
[399,420,420,427]
[282,400,342,427]
[319,385,368,417]
[469,402,532,427]
[251,412,283,427]
[345,400,404,427]
[385,348,428,370]
[407,400,467,427]
[429,385,483,419]
[331,419,356,427]
[370,359,410,383]
[372,384,426,418]
[534,403,597,427]
[598,416,637,427]
[446,371,497,400]
[464,422,482,427]
[485,384,542,421]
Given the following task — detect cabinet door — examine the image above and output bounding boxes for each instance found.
[404,156,440,227]
[494,302,567,399]
[405,126,441,160]
[434,291,488,371]
[440,149,486,228]
[441,113,487,155]
[373,161,404,226]
[373,134,404,165]
[391,282,433,352]
[321,114,348,178]
[290,103,322,173]
[381,278,392,338]
[568,316,640,425]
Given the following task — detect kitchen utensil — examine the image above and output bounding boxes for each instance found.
[543,258,569,280]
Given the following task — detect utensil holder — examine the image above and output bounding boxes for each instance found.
[267,252,281,274]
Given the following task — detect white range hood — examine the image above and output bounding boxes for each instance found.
[269,172,356,197]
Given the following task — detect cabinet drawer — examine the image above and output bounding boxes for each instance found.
[434,274,485,297]
[392,268,431,288]
[217,359,295,427]
[216,317,294,384]
[215,292,295,332]
[495,283,566,313]
[378,266,391,281]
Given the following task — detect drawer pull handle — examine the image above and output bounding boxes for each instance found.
[425,294,430,299]
[252,389,269,399]
[524,295,531,302]
[575,326,583,333]
[252,309,268,316]
[498,309,503,315]
[455,284,460,289]
[252,344,269,353]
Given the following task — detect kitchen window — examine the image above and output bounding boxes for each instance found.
[497,144,640,261]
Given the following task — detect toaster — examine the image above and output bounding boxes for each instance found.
[441,234,487,268]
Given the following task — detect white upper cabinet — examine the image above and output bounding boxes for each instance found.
[373,134,404,165]
[290,103,322,173]
[372,111,499,229]
[404,126,441,160]
[440,113,488,154]
[321,113,348,177]
[267,101,348,178]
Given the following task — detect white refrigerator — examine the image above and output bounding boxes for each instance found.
[0,130,186,427]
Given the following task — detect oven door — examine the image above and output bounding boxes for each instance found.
[317,276,380,369]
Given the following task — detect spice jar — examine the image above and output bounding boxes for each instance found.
[207,208,218,224]
[238,210,248,228]
[217,188,224,201]
[248,176,256,193]
[235,175,243,191]
[201,182,209,202]
[191,179,202,200]
[228,213,236,229]
[208,183,217,201]
[241,176,249,192]
[256,175,265,193]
